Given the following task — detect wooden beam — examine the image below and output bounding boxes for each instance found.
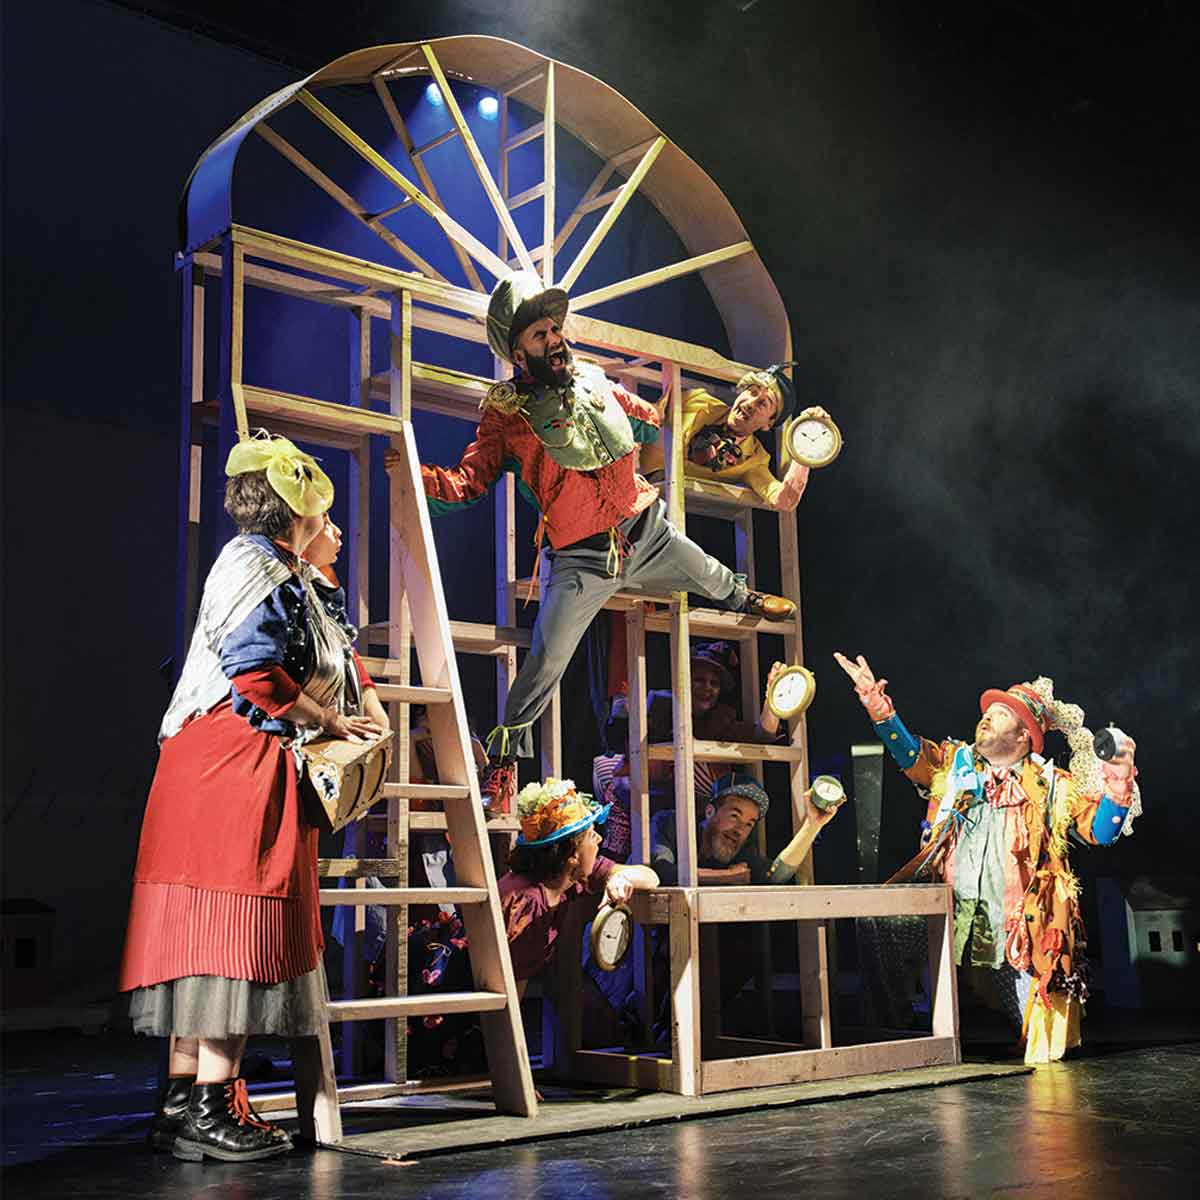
[373,78,485,293]
[411,128,460,158]
[699,1036,960,1093]
[648,741,805,764]
[559,136,666,291]
[503,121,544,152]
[551,161,616,256]
[506,182,546,211]
[420,43,536,273]
[319,887,488,907]
[499,63,546,96]
[571,242,755,311]
[542,62,556,287]
[693,883,952,923]
[255,123,447,282]
[326,992,509,1021]
[241,384,404,438]
[296,89,510,279]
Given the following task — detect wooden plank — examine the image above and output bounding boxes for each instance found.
[559,136,666,291]
[571,242,755,311]
[499,63,546,96]
[542,62,556,287]
[928,894,960,1051]
[669,600,698,887]
[411,128,460,159]
[694,884,953,923]
[296,90,510,279]
[550,160,617,257]
[362,622,532,655]
[174,260,203,678]
[506,181,546,211]
[326,991,509,1021]
[319,887,489,906]
[503,121,543,152]
[407,812,520,833]
[569,1051,673,1091]
[318,858,405,878]
[421,43,536,274]
[290,1027,342,1144]
[256,123,448,281]
[381,782,471,802]
[699,1036,960,1094]
[648,741,805,764]
[669,890,701,1096]
[628,890,672,926]
[373,683,454,704]
[625,605,650,865]
[242,384,405,437]
[253,1075,491,1114]
[663,360,684,529]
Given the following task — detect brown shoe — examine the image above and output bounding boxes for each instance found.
[742,590,796,621]
[480,760,517,814]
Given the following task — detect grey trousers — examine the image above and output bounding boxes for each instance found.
[496,499,746,759]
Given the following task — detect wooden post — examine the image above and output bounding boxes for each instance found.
[542,62,556,287]
[928,886,960,1055]
[669,596,697,888]
[174,257,204,677]
[216,235,245,541]
[669,890,701,1097]
[385,289,414,1085]
[347,309,371,630]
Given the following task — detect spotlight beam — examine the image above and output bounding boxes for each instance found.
[255,122,448,282]
[296,88,509,280]
[373,77,485,292]
[420,42,537,275]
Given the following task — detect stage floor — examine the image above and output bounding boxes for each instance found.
[4,1027,1199,1198]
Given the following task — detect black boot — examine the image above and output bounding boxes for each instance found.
[172,1079,293,1163]
[147,1075,194,1152]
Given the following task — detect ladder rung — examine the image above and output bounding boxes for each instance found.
[252,1076,491,1113]
[366,812,520,832]
[360,622,533,655]
[507,182,546,211]
[382,782,472,802]
[411,128,459,158]
[647,740,805,764]
[326,991,509,1021]
[373,683,453,704]
[318,887,488,906]
[242,384,404,438]
[318,858,404,878]
[409,812,520,833]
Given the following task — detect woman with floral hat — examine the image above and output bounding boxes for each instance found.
[499,778,658,991]
[118,434,387,1162]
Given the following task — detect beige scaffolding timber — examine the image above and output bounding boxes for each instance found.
[176,35,958,1116]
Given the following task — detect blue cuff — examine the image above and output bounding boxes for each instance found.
[874,713,921,769]
[1091,794,1130,844]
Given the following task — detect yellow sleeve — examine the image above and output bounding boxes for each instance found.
[742,458,785,505]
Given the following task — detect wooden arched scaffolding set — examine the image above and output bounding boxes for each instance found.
[176,36,959,1143]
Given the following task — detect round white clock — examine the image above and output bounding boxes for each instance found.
[766,664,817,721]
[809,774,846,813]
[590,902,633,972]
[783,406,843,469]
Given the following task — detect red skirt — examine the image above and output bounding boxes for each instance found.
[119,700,323,990]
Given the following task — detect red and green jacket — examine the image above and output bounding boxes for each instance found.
[421,372,661,550]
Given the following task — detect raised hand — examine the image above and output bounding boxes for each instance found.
[833,651,895,722]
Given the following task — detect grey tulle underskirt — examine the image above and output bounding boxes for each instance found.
[128,968,325,1038]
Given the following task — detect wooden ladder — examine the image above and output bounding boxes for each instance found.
[265,420,537,1142]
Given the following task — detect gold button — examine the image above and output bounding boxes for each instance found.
[890,733,898,741]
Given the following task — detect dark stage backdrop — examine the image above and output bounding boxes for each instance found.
[4,0,1199,988]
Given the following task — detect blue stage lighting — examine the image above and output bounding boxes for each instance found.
[425,82,444,106]
[478,95,499,120]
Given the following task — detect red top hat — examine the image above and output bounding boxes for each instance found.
[978,682,1050,756]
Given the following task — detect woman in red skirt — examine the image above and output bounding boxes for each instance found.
[119,434,387,1162]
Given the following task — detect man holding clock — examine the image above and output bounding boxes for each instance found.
[638,363,840,510]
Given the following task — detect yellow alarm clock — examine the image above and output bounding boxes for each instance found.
[766,664,817,721]
[782,406,843,469]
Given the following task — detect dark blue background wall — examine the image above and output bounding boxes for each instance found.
[4,0,1199,987]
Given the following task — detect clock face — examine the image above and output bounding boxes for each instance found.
[592,905,632,971]
[768,666,816,719]
[811,774,845,811]
[785,412,842,468]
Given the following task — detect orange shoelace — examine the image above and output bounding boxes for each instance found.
[227,1078,275,1130]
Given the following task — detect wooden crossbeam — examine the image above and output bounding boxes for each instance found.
[503,121,544,152]
[297,89,509,279]
[499,63,546,96]
[506,182,546,211]
[421,42,536,274]
[571,241,755,311]
[255,124,447,282]
[551,161,617,257]
[411,128,459,158]
[372,79,485,293]
[559,137,666,290]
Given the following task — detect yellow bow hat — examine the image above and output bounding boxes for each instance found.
[225,433,334,517]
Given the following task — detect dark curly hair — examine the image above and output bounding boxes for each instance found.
[224,469,295,538]
[506,832,583,883]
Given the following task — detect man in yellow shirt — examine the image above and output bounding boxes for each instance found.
[639,364,820,510]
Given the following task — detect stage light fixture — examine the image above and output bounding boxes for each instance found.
[478,95,499,119]
[425,82,444,106]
